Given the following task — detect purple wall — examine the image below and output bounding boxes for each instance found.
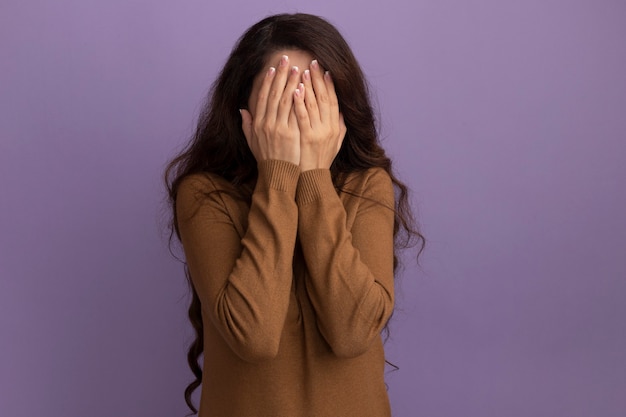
[1,1,625,416]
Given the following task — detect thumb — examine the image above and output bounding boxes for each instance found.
[240,108,253,144]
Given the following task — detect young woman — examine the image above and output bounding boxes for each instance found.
[165,13,424,417]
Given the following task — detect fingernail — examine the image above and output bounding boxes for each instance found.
[291,65,299,74]
[311,59,318,69]
[280,55,289,66]
[294,88,301,97]
[299,83,304,91]
[303,70,310,80]
[267,67,276,76]
[324,71,331,80]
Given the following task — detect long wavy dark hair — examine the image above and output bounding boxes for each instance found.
[164,13,425,415]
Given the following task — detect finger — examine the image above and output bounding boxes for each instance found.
[310,59,331,123]
[288,102,299,133]
[302,68,320,126]
[293,83,311,131]
[254,66,276,122]
[264,54,291,123]
[324,71,341,128]
[276,65,301,123]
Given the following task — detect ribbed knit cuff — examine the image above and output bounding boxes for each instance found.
[296,169,333,205]
[257,160,300,193]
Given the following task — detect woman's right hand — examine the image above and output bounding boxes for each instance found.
[240,55,301,165]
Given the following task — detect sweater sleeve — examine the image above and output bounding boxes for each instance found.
[176,160,300,362]
[295,168,395,358]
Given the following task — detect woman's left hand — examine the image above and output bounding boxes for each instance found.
[294,60,347,172]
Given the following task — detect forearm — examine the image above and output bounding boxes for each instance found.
[296,168,395,357]
[178,160,300,361]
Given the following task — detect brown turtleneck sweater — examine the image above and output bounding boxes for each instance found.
[177,159,395,417]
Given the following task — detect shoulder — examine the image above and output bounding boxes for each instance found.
[340,167,394,204]
[178,172,233,195]
[176,173,238,218]
[342,167,392,187]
